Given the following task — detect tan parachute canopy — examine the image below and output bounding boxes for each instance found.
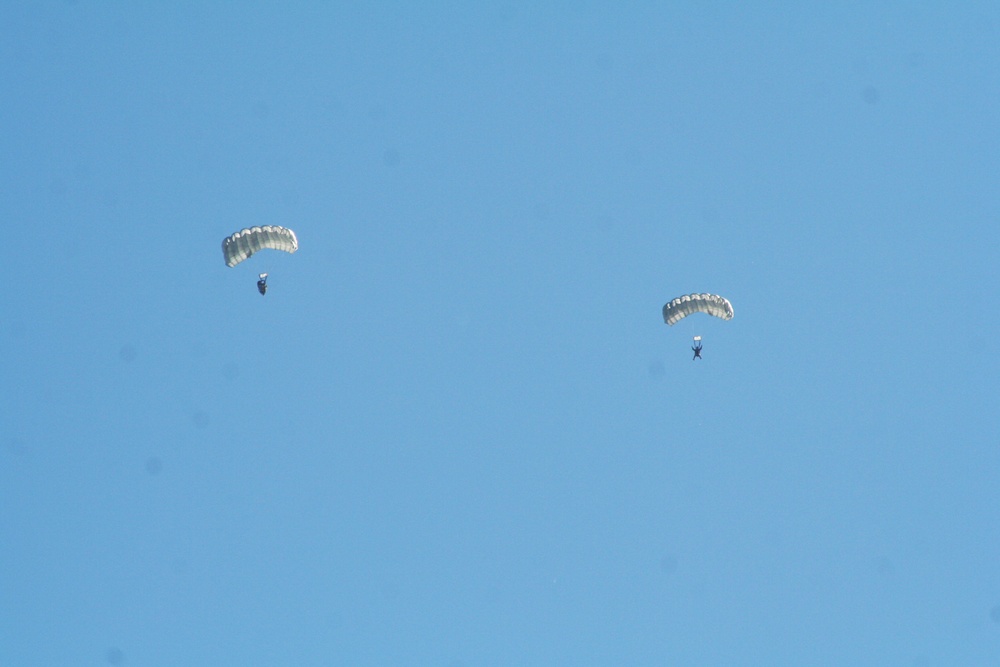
[662,293,734,326]
[222,226,298,267]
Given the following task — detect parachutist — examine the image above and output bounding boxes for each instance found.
[691,336,703,360]
[257,273,268,296]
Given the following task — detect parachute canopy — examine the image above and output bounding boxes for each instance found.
[662,293,734,326]
[222,226,298,267]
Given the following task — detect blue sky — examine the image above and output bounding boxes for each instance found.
[3,3,1000,665]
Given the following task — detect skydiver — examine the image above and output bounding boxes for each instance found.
[691,339,703,360]
[257,273,268,296]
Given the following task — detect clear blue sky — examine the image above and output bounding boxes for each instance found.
[3,3,1000,665]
